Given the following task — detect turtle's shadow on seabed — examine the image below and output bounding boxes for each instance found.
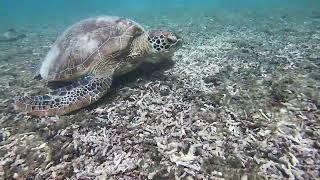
[72,58,175,114]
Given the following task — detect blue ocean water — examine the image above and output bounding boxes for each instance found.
[1,0,320,179]
[1,0,320,29]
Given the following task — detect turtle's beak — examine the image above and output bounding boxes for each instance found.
[168,33,182,44]
[170,34,182,51]
[176,37,183,47]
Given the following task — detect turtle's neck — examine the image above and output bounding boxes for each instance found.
[128,33,150,59]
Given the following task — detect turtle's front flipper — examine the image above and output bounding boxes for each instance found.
[14,75,112,116]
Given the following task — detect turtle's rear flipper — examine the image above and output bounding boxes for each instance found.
[14,75,112,117]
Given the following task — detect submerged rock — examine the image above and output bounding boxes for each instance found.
[0,28,26,42]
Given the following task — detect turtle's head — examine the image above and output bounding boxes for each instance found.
[147,30,182,56]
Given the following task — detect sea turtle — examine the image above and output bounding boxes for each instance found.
[14,16,182,116]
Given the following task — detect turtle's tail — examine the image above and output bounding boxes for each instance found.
[14,76,112,117]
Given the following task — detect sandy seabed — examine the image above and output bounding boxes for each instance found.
[0,11,319,179]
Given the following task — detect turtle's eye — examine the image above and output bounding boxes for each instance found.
[167,37,177,44]
[166,34,179,44]
[167,38,175,44]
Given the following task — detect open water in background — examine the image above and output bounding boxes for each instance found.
[1,0,320,30]
[1,1,320,179]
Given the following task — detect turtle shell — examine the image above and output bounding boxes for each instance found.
[39,16,144,81]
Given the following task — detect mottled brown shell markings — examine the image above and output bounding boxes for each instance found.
[43,16,144,81]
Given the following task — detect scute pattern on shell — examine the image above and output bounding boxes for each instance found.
[39,16,144,81]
